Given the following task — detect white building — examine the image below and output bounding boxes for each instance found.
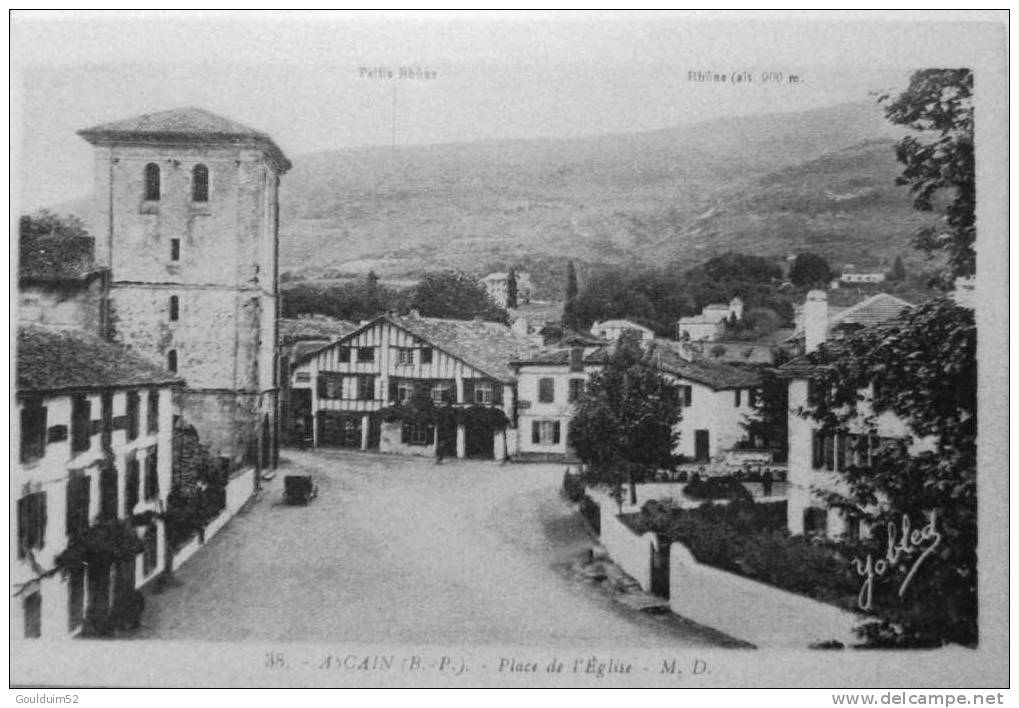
[790,292,913,352]
[590,319,654,345]
[481,271,533,308]
[676,297,744,342]
[298,312,536,459]
[510,345,610,460]
[13,325,179,639]
[647,342,760,462]
[840,271,886,284]
[779,290,924,539]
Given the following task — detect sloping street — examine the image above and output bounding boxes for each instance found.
[134,449,733,647]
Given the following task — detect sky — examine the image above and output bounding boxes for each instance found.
[10,12,999,210]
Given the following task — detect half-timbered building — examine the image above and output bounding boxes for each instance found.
[299,312,537,459]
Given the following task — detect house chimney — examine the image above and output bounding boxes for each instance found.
[804,289,828,353]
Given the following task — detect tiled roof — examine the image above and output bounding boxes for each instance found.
[389,314,540,381]
[648,342,761,390]
[287,340,331,364]
[830,293,913,330]
[279,316,357,345]
[19,233,104,282]
[78,107,292,171]
[510,345,611,367]
[17,325,183,395]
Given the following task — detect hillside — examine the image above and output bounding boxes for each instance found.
[276,100,931,294]
[43,100,937,297]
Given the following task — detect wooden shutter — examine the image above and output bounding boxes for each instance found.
[462,379,475,405]
[389,379,399,402]
[317,375,327,398]
[426,423,436,444]
[824,435,835,471]
[835,433,846,471]
[532,421,540,444]
[553,421,561,444]
[492,382,503,405]
[401,421,409,444]
[811,431,824,469]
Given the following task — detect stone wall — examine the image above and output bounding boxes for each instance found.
[19,278,106,337]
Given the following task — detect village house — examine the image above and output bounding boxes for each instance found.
[297,311,536,459]
[676,296,744,342]
[14,325,180,639]
[481,270,533,308]
[589,319,654,345]
[646,342,761,463]
[788,291,913,355]
[779,289,925,539]
[77,107,291,475]
[510,345,611,461]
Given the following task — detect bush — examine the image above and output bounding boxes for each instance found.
[683,475,754,502]
[636,499,860,613]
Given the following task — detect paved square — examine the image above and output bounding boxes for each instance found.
[136,449,732,647]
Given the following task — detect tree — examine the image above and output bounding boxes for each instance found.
[742,369,789,461]
[803,298,976,646]
[19,210,94,278]
[789,252,833,288]
[698,252,782,284]
[562,260,580,329]
[411,270,509,324]
[19,210,90,240]
[887,255,907,282]
[881,69,974,283]
[570,334,682,507]
[506,268,519,309]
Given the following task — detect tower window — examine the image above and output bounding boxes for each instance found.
[167,350,178,373]
[170,239,180,261]
[169,295,179,322]
[144,163,160,201]
[192,164,209,202]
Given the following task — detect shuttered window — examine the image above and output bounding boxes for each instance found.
[538,378,555,403]
[65,470,91,538]
[568,379,585,403]
[678,386,693,407]
[126,391,140,441]
[99,463,118,520]
[532,420,561,445]
[148,389,160,434]
[144,447,160,501]
[17,492,46,558]
[71,395,91,453]
[20,399,47,463]
[125,455,140,515]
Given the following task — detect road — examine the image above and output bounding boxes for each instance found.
[135,449,733,647]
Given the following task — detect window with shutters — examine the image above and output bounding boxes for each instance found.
[357,346,375,362]
[338,347,351,363]
[357,375,375,401]
[431,381,453,404]
[65,470,91,538]
[391,379,414,403]
[317,372,344,399]
[125,455,140,514]
[568,378,585,403]
[474,381,493,405]
[71,394,92,453]
[99,463,118,520]
[126,391,140,441]
[396,348,414,365]
[167,350,178,373]
[20,399,47,464]
[144,448,159,501]
[538,378,555,403]
[403,420,433,446]
[420,348,433,364]
[17,492,46,558]
[811,431,825,470]
[147,389,159,434]
[531,420,561,445]
[734,389,742,407]
[823,434,835,471]
[803,507,829,537]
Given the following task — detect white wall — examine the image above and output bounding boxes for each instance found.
[516,363,597,456]
[669,379,753,461]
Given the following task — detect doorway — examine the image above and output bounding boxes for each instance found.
[694,429,710,462]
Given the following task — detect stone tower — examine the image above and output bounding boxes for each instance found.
[78,107,291,471]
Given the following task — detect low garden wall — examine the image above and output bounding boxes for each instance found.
[170,467,256,572]
[668,541,861,649]
[597,497,656,592]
